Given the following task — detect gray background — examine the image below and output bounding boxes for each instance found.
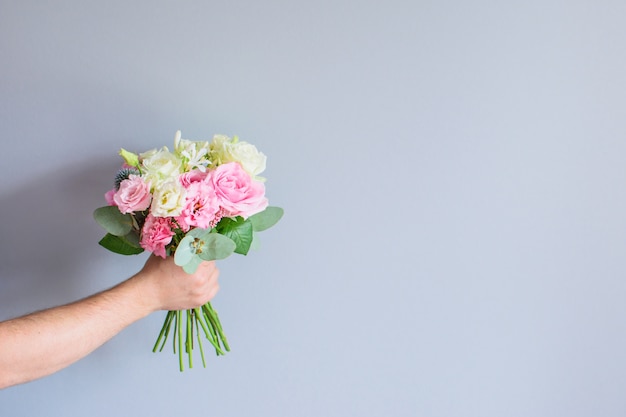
[1,1,626,416]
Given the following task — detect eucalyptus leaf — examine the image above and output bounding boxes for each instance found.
[174,235,196,266]
[216,217,254,255]
[249,232,261,251]
[98,233,144,255]
[188,227,211,238]
[197,233,236,261]
[249,206,284,232]
[174,230,236,273]
[93,206,134,236]
[182,256,203,274]
[124,230,142,248]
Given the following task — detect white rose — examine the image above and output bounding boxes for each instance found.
[209,135,266,178]
[140,146,183,187]
[174,130,211,172]
[150,179,187,217]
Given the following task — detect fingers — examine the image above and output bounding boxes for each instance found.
[136,256,222,311]
[205,280,220,303]
[189,261,220,306]
[204,263,220,303]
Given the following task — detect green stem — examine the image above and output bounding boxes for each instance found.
[194,307,224,354]
[202,305,222,355]
[177,310,183,372]
[152,311,174,353]
[152,304,229,369]
[186,309,193,369]
[195,314,206,368]
[162,311,175,352]
[194,307,211,338]
[204,303,230,352]
[172,312,177,352]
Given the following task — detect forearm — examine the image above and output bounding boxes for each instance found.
[0,256,219,389]
[0,276,153,389]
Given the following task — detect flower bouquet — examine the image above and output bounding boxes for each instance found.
[93,131,283,371]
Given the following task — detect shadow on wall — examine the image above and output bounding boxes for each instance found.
[0,160,122,318]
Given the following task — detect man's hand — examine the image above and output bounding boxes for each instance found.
[132,255,221,312]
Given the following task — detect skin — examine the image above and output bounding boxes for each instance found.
[0,256,220,389]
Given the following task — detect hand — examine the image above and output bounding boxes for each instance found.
[132,255,221,312]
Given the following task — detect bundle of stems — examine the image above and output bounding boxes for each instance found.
[152,302,229,371]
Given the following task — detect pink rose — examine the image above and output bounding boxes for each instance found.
[104,188,117,206]
[140,214,175,258]
[179,170,208,187]
[176,180,220,231]
[113,175,152,214]
[209,162,268,218]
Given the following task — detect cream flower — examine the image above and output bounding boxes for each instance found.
[209,135,266,179]
[174,130,212,172]
[150,178,187,217]
[140,146,183,188]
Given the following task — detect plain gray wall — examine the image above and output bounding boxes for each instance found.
[2,1,626,416]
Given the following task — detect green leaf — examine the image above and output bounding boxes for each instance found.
[187,227,211,238]
[123,230,142,248]
[216,217,254,255]
[174,229,236,273]
[248,206,284,232]
[93,206,134,236]
[182,257,203,274]
[197,233,236,261]
[98,233,144,255]
[174,235,195,266]
[249,232,261,251]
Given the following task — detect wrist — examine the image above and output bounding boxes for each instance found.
[116,271,162,318]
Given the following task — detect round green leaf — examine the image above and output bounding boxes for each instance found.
[174,235,195,266]
[197,233,236,261]
[93,206,133,236]
[249,206,284,232]
[182,256,203,274]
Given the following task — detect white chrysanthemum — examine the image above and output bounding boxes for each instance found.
[140,146,183,188]
[209,135,266,179]
[150,179,187,217]
[174,130,211,172]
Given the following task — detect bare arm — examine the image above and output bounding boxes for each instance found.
[0,256,220,389]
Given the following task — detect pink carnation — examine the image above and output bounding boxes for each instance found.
[140,214,175,258]
[209,162,268,218]
[114,175,152,214]
[176,180,220,231]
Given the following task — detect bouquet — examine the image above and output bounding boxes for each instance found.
[93,131,283,371]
